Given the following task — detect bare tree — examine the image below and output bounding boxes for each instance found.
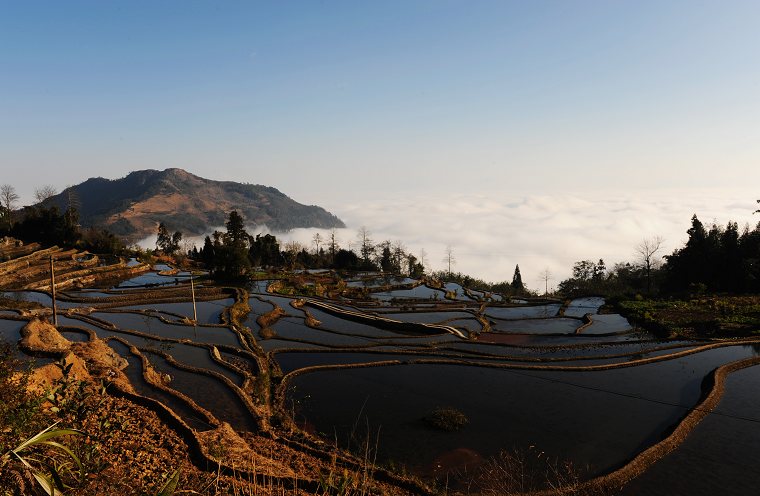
[419,248,428,273]
[34,185,58,205]
[312,232,323,254]
[357,226,374,265]
[538,268,553,296]
[283,240,304,268]
[636,236,664,294]
[328,228,339,261]
[0,184,19,230]
[442,245,456,276]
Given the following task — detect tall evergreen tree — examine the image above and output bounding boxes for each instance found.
[225,211,248,245]
[511,264,525,292]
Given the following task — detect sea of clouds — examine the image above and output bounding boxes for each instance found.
[140,190,758,292]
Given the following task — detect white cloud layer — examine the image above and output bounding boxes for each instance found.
[140,189,758,293]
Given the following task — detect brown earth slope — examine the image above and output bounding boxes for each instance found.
[41,168,344,242]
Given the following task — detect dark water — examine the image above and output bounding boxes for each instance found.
[0,318,24,344]
[581,314,633,334]
[0,318,27,359]
[248,279,272,294]
[379,311,474,324]
[485,304,562,320]
[490,317,581,334]
[106,340,213,431]
[621,359,760,496]
[92,312,242,347]
[563,297,605,317]
[306,308,418,338]
[444,318,483,332]
[443,282,478,301]
[143,351,258,432]
[1,291,84,309]
[276,351,433,374]
[257,338,330,352]
[114,271,191,288]
[5,272,755,494]
[92,328,243,385]
[127,299,234,324]
[371,285,446,301]
[59,330,89,342]
[269,317,377,347]
[288,346,756,478]
[289,364,676,477]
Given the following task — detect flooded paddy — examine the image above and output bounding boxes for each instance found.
[489,317,581,334]
[379,310,475,324]
[127,299,234,324]
[581,313,634,334]
[143,351,257,432]
[484,303,562,319]
[106,340,214,431]
[371,285,446,301]
[287,345,757,478]
[563,296,606,317]
[4,262,758,494]
[620,359,760,496]
[0,318,24,343]
[92,311,242,347]
[289,363,679,477]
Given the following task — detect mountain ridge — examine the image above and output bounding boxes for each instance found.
[47,168,345,242]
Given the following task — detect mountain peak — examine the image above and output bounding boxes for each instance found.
[48,169,345,242]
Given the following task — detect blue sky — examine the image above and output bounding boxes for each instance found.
[2,1,759,284]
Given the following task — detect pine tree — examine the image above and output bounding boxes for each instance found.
[511,264,525,292]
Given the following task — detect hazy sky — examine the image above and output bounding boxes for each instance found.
[2,1,759,288]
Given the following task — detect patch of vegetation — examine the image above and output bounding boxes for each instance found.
[464,447,606,495]
[424,407,469,432]
[617,296,760,338]
[0,346,94,494]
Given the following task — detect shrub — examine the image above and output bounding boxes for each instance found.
[424,407,469,432]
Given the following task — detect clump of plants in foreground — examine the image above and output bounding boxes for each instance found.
[0,343,180,496]
[461,447,609,496]
[0,344,90,495]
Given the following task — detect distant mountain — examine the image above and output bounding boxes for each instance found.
[46,168,345,242]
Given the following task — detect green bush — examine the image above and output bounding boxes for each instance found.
[424,407,469,432]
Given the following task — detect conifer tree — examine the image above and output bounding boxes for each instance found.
[511,264,525,292]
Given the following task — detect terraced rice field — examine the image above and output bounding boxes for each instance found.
[2,246,758,495]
